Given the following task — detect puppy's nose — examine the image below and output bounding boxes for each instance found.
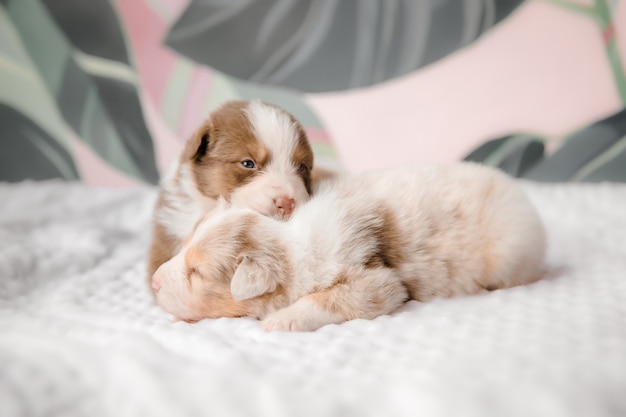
[274,196,295,217]
[151,275,161,293]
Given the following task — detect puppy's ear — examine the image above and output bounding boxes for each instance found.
[182,121,211,162]
[230,255,277,301]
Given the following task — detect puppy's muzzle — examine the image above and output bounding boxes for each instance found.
[151,270,162,293]
[274,196,295,217]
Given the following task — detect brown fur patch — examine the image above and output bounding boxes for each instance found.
[402,280,426,301]
[365,205,405,270]
[184,246,206,272]
[146,190,183,283]
[193,281,251,319]
[189,101,269,199]
[308,281,354,319]
[310,167,337,190]
[197,214,257,282]
[308,267,408,321]
[292,130,314,194]
[146,220,179,282]
[146,191,209,286]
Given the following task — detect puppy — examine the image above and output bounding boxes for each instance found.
[146,100,316,285]
[151,163,547,332]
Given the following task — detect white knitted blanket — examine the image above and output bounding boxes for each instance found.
[0,180,625,417]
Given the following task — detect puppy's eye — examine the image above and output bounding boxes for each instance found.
[297,164,309,174]
[241,160,256,169]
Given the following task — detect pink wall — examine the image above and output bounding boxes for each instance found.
[307,0,626,173]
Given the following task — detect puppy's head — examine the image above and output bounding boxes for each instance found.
[181,100,314,219]
[151,205,291,322]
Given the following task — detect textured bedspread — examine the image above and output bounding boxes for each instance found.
[1,180,625,417]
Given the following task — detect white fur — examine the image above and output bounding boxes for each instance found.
[244,101,298,170]
[230,101,309,216]
[156,162,216,240]
[268,164,546,328]
[229,173,307,218]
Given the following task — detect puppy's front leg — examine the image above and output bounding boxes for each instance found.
[261,297,343,332]
[261,268,408,332]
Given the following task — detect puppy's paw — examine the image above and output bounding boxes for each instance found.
[260,299,344,332]
[261,311,312,332]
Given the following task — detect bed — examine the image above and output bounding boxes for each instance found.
[1,179,625,417]
[3,0,626,415]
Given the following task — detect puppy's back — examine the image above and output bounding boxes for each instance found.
[332,163,546,300]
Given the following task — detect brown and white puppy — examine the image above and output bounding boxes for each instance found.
[151,163,547,332]
[147,100,316,286]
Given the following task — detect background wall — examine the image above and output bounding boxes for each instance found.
[309,0,626,181]
[1,0,625,185]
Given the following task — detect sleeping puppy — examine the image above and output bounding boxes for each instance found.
[147,100,318,287]
[151,163,547,332]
